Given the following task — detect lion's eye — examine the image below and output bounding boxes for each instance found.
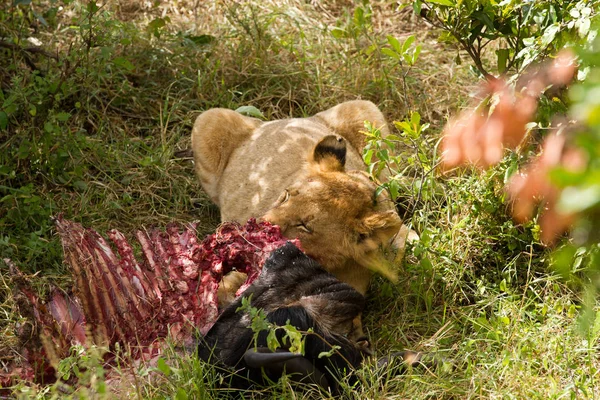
[278,190,290,204]
[296,222,312,234]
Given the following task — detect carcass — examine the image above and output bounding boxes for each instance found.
[2,217,434,393]
[198,242,432,394]
[2,216,299,386]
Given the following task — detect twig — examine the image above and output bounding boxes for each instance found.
[418,2,493,80]
[0,40,58,61]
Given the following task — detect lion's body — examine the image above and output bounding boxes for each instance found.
[212,117,365,222]
[191,101,403,298]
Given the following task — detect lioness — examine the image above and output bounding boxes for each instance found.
[191,100,403,302]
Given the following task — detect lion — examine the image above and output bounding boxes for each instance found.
[191,101,406,306]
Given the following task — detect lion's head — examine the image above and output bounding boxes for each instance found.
[262,135,402,280]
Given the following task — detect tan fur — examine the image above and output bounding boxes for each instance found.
[191,100,402,298]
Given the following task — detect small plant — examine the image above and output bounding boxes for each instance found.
[363,111,435,216]
[381,35,422,68]
[14,344,109,399]
[236,296,306,355]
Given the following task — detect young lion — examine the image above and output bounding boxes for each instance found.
[191,101,403,303]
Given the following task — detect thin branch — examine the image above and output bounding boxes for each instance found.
[480,38,494,50]
[417,3,493,80]
[458,37,493,79]
[0,41,58,61]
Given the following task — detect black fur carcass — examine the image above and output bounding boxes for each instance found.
[197,242,433,393]
[197,242,369,393]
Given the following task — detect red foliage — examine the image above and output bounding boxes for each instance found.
[439,49,581,243]
[441,49,577,171]
[507,134,587,244]
[441,79,538,170]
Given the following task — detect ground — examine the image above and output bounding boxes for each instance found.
[0,1,598,398]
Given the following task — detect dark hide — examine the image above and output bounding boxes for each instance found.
[197,242,367,393]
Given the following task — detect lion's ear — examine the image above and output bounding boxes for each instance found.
[310,135,346,172]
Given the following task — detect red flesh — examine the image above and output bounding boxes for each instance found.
[1,216,300,386]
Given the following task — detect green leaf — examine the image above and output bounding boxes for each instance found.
[394,120,411,132]
[364,43,377,56]
[381,47,399,59]
[412,44,422,64]
[401,35,416,54]
[410,111,421,126]
[87,2,99,13]
[156,358,171,376]
[376,149,389,162]
[413,0,422,14]
[503,159,518,184]
[0,111,8,130]
[185,34,215,45]
[331,27,346,39]
[473,11,494,30]
[363,148,374,165]
[55,112,71,122]
[175,389,188,400]
[73,181,88,192]
[282,324,304,354]
[541,24,560,48]
[387,35,401,53]
[148,17,167,31]
[499,279,507,292]
[353,7,366,27]
[266,329,280,351]
[33,11,48,27]
[496,48,509,73]
[44,122,54,133]
[235,105,265,119]
[113,57,135,72]
[389,179,400,201]
[420,257,433,271]
[318,345,341,359]
[427,0,454,6]
[148,17,170,37]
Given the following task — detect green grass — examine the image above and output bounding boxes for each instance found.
[1,0,598,398]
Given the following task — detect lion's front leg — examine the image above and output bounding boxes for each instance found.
[216,271,248,309]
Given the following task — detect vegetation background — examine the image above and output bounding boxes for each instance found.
[1,0,599,398]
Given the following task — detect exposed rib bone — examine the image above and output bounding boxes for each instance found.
[2,216,299,386]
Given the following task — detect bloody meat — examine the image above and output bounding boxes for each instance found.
[1,216,300,386]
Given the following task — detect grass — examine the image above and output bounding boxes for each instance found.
[1,0,598,398]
